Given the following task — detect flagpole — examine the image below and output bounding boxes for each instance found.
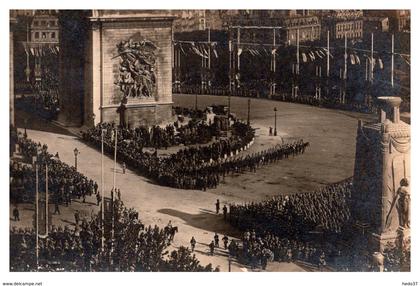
[228,34,232,116]
[296,29,300,75]
[327,30,330,78]
[272,28,276,97]
[237,27,240,71]
[370,32,374,83]
[208,26,211,88]
[45,164,48,237]
[343,32,347,104]
[344,33,347,80]
[178,47,181,92]
[101,129,105,253]
[391,33,394,88]
[26,22,30,82]
[35,162,39,270]
[113,127,117,190]
[112,127,117,269]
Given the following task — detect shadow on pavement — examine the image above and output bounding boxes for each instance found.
[15,105,74,137]
[157,208,241,238]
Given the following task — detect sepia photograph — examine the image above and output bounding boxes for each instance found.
[5,3,416,283]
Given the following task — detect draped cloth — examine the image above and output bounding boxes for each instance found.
[390,136,410,154]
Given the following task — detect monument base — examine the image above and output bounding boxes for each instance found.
[101,102,173,128]
[370,230,400,252]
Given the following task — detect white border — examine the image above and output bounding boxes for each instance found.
[1,1,418,286]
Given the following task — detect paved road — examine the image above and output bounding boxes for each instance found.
[12,95,373,271]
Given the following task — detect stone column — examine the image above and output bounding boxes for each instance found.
[84,19,101,127]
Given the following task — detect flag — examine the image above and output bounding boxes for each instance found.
[212,44,218,58]
[355,54,361,65]
[237,48,243,56]
[315,51,322,59]
[179,43,186,55]
[191,43,207,58]
[200,44,209,57]
[378,58,384,69]
[309,51,315,61]
[23,44,29,57]
[271,48,277,55]
[302,52,307,63]
[350,54,355,65]
[318,50,325,57]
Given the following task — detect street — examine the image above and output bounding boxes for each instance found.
[12,94,374,271]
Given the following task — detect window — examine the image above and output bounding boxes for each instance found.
[199,18,206,30]
[34,32,39,39]
[51,32,56,39]
[50,20,55,26]
[42,32,47,39]
[33,21,39,26]
[41,20,46,26]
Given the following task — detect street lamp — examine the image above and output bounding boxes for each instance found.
[73,148,80,171]
[24,118,28,137]
[247,98,251,126]
[274,107,277,136]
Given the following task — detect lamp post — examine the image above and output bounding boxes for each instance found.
[24,118,28,137]
[73,148,80,171]
[247,98,251,126]
[274,107,277,136]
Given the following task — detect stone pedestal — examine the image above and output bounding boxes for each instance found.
[352,97,410,255]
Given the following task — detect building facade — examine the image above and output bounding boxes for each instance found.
[323,10,364,40]
[281,15,321,44]
[30,10,59,43]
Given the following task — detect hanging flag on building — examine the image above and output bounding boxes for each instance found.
[350,54,355,65]
[309,51,315,61]
[302,52,307,63]
[179,43,186,55]
[211,43,218,58]
[378,58,384,69]
[355,54,361,65]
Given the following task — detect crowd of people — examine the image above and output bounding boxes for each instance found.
[227,178,354,269]
[173,85,376,114]
[10,197,215,272]
[16,66,60,121]
[83,113,309,190]
[229,178,353,236]
[10,132,97,205]
[84,119,217,151]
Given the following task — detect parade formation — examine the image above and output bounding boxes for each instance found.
[9,9,411,274]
